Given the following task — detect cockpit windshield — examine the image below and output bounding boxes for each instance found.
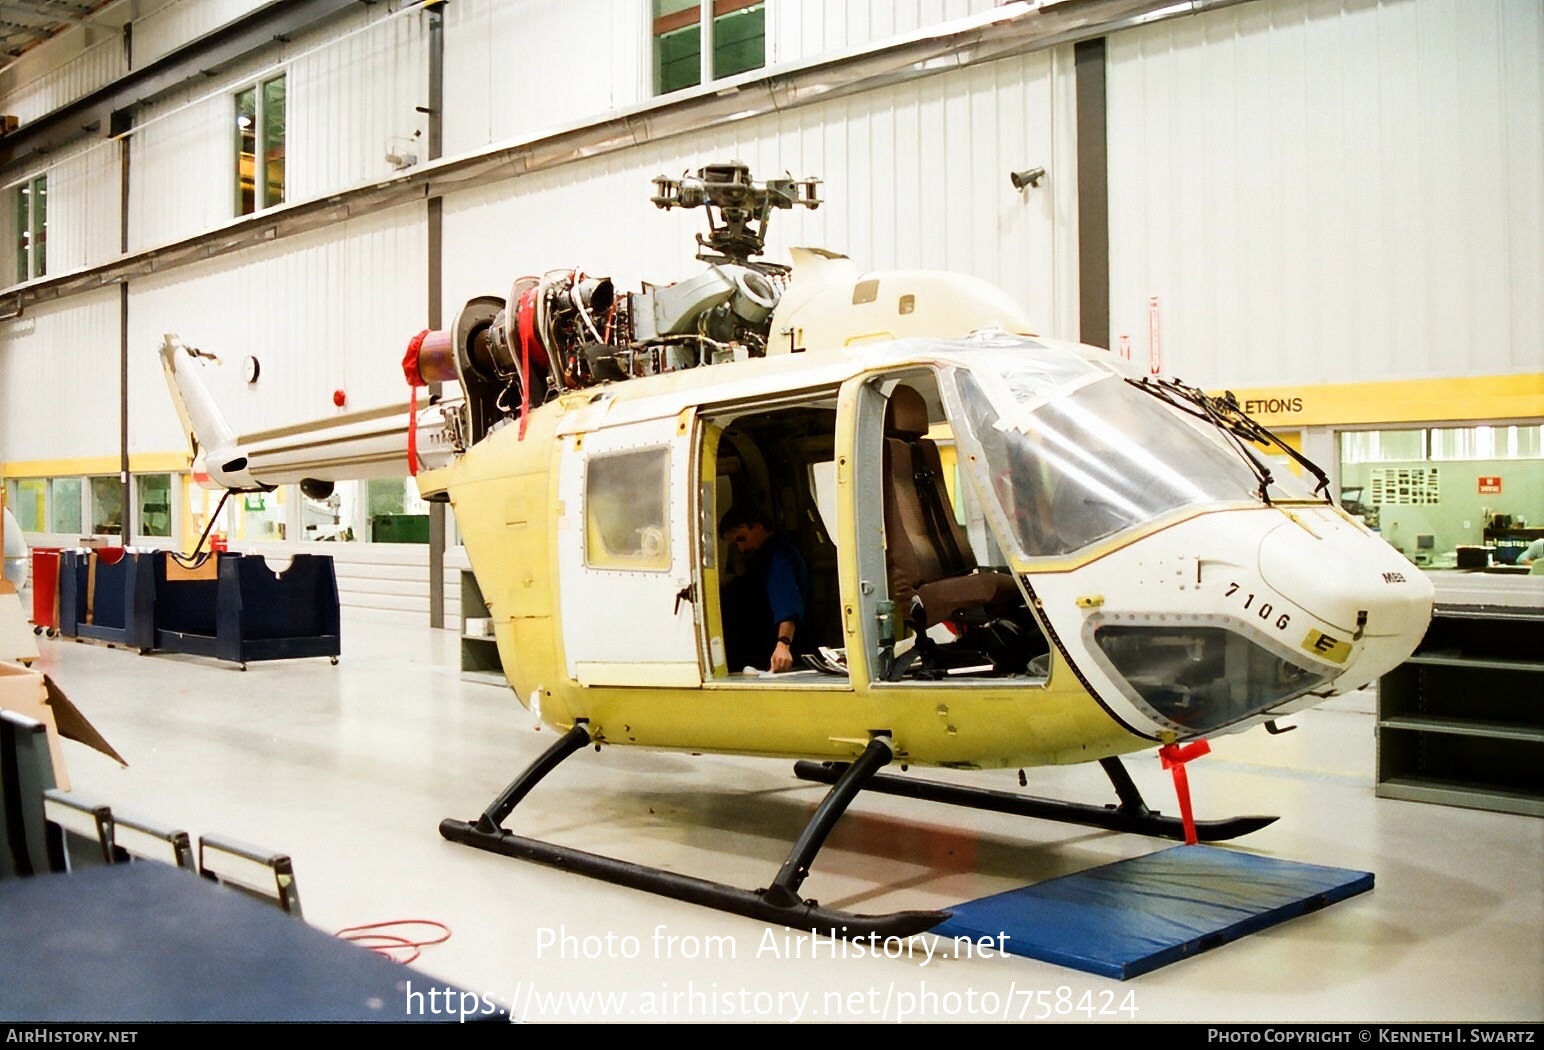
[941,338,1323,559]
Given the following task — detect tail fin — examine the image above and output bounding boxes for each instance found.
[159,334,261,490]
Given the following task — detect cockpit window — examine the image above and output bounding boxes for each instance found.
[949,369,1266,557]
[982,344,1108,407]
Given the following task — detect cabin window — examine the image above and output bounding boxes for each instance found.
[585,447,671,571]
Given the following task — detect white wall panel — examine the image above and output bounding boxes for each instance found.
[126,89,232,251]
[285,9,429,201]
[131,0,275,69]
[127,3,431,249]
[0,29,125,124]
[442,48,1073,341]
[443,0,646,155]
[0,289,120,463]
[1107,0,1544,389]
[441,0,1007,157]
[2,135,121,286]
[30,138,121,277]
[127,204,427,456]
[769,0,998,65]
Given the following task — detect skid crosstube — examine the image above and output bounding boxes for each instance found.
[790,757,1277,843]
[441,724,950,940]
[439,817,948,939]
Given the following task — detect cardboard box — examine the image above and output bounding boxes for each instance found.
[0,588,40,664]
[0,661,125,791]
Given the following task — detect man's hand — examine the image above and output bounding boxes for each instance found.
[770,640,794,673]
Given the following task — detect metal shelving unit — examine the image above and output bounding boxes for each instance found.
[1376,605,1544,817]
[460,570,505,688]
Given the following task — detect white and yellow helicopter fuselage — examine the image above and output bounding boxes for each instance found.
[161,165,1432,935]
[416,258,1430,772]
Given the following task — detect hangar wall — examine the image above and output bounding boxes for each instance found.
[0,0,277,126]
[130,0,274,69]
[128,2,427,253]
[1106,0,1544,391]
[0,288,119,466]
[441,47,1071,345]
[1,0,1538,622]
[1,134,121,286]
[124,207,428,447]
[0,21,124,126]
[441,0,1000,153]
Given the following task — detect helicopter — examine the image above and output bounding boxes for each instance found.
[162,162,1434,939]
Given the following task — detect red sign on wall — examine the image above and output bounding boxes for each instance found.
[1478,476,1502,494]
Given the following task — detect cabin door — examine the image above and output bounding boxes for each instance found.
[556,413,701,687]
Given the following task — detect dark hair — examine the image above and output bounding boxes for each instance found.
[718,505,771,538]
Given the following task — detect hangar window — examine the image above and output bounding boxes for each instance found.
[235,74,286,215]
[136,475,173,539]
[4,477,86,535]
[4,478,47,532]
[653,0,765,96]
[88,477,124,536]
[366,477,430,543]
[51,478,82,534]
[585,447,671,571]
[1337,423,1544,566]
[12,174,45,282]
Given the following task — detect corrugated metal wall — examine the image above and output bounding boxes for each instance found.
[12,137,123,278]
[126,204,428,454]
[440,0,1002,155]
[0,27,124,124]
[127,2,428,251]
[130,0,274,69]
[1,136,120,284]
[126,88,235,251]
[768,0,999,63]
[442,0,647,153]
[285,8,429,202]
[442,47,1072,344]
[0,289,120,463]
[1106,0,1544,389]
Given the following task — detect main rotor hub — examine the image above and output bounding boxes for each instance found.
[651,161,821,267]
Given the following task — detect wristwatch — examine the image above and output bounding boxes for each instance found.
[777,635,793,647]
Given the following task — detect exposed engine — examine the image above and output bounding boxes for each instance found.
[409,162,821,447]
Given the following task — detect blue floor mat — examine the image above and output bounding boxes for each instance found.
[934,844,1373,980]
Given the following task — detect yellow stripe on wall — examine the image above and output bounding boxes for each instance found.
[1217,374,1544,429]
[0,452,192,479]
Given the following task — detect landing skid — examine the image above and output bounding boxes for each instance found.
[440,722,949,939]
[791,757,1277,843]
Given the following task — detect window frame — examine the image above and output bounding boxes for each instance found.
[583,445,673,572]
[235,73,287,216]
[651,0,766,97]
[13,173,46,282]
[135,473,175,539]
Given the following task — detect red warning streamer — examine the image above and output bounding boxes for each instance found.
[401,329,429,475]
[516,284,539,440]
[1158,739,1211,846]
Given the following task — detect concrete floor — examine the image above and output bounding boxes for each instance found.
[31,614,1544,1024]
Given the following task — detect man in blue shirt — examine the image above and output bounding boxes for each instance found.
[719,506,811,673]
[1518,537,1544,568]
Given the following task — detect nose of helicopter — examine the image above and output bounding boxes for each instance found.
[1256,508,1434,689]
